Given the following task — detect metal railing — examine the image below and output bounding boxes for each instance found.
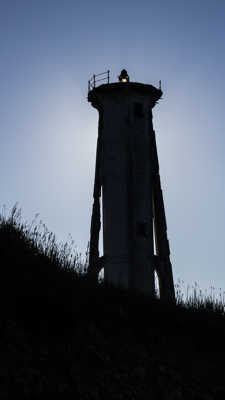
[88,70,110,92]
[88,71,162,92]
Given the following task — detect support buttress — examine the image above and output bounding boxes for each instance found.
[88,116,104,281]
[152,131,175,303]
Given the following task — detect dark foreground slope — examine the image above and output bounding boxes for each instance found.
[0,217,225,399]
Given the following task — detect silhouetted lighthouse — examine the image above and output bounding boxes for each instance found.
[88,69,175,302]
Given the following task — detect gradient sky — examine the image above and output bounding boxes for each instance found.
[1,0,225,295]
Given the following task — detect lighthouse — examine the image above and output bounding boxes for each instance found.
[88,70,175,302]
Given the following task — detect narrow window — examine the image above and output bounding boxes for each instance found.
[136,221,148,237]
[134,102,144,118]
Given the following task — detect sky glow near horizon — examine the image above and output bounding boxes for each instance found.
[1,0,225,294]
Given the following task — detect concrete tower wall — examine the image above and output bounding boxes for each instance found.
[129,94,154,294]
[88,82,162,296]
[101,94,130,289]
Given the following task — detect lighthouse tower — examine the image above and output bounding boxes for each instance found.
[88,70,175,302]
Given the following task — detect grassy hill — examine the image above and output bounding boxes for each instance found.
[0,207,225,399]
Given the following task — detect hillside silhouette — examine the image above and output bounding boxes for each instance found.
[0,207,225,399]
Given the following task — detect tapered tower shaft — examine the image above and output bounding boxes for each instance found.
[88,71,175,302]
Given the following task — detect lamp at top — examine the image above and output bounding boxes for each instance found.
[118,69,130,83]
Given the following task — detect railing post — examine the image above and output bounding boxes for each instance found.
[88,70,110,91]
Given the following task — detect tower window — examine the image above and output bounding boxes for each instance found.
[134,102,144,117]
[136,222,148,237]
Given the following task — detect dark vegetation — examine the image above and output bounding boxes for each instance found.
[1,206,225,399]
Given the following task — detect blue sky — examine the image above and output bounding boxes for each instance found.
[1,0,225,294]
